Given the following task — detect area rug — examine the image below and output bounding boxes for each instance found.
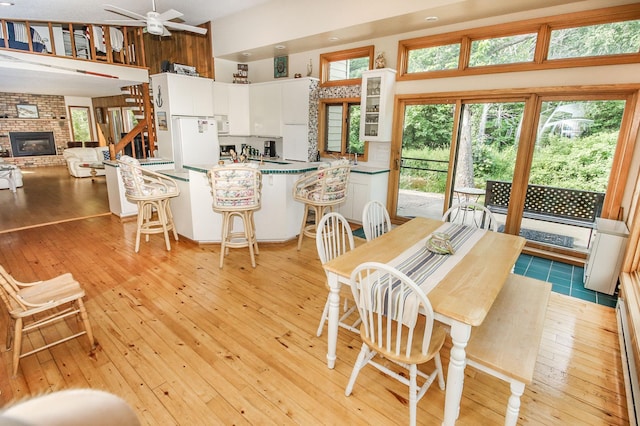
[498,225,574,248]
[352,227,366,239]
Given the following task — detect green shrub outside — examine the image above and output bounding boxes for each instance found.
[400,131,617,193]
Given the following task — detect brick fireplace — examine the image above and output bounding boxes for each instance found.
[0,92,70,167]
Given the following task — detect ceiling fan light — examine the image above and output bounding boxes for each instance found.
[147,18,164,36]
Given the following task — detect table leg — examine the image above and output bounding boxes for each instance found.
[326,272,341,369]
[443,322,471,426]
[90,167,97,182]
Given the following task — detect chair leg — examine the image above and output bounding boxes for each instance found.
[345,343,369,396]
[297,204,310,250]
[219,212,230,268]
[134,202,145,253]
[243,211,256,268]
[157,199,172,251]
[166,200,179,241]
[5,317,14,351]
[409,364,418,426]
[435,353,445,390]
[143,203,153,243]
[249,211,259,255]
[77,299,96,348]
[12,317,22,377]
[316,296,330,337]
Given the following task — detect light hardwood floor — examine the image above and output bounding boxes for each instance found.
[0,166,628,425]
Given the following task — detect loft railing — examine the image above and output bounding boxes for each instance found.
[0,19,146,68]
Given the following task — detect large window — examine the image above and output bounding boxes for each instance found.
[319,46,374,87]
[469,33,537,67]
[398,5,640,80]
[407,43,460,73]
[548,20,640,60]
[319,98,365,158]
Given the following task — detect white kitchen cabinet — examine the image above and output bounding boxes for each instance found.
[336,170,389,223]
[250,82,282,137]
[359,68,396,142]
[282,124,309,162]
[281,78,315,124]
[227,84,251,136]
[212,81,229,116]
[584,218,629,295]
[151,73,214,117]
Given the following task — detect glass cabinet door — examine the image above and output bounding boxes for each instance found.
[359,68,396,142]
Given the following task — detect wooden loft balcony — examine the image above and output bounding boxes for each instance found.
[0,19,147,69]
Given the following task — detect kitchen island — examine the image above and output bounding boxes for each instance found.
[105,159,390,243]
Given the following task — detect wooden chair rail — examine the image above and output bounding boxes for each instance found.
[465,274,551,426]
[484,180,605,229]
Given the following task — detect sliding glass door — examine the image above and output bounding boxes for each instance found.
[390,91,629,254]
[524,98,624,250]
[394,102,455,219]
[392,99,525,229]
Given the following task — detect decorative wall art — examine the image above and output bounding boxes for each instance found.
[16,104,38,119]
[157,111,168,131]
[274,56,288,78]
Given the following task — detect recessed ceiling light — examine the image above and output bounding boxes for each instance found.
[241,52,252,57]
[424,16,439,22]
[275,45,286,50]
[0,2,15,5]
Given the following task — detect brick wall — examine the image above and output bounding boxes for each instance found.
[0,92,71,167]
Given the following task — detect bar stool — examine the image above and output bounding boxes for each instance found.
[208,164,262,268]
[293,159,350,250]
[117,155,180,252]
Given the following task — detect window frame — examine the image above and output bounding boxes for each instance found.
[68,106,94,142]
[319,45,374,87]
[318,97,368,160]
[397,4,640,81]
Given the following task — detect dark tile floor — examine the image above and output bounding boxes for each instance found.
[514,253,618,308]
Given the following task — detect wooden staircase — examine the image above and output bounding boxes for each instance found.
[110,83,156,160]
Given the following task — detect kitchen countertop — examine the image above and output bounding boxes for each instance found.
[181,161,389,178]
[105,158,390,181]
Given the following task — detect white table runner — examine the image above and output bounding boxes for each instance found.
[360,223,486,324]
[390,222,486,294]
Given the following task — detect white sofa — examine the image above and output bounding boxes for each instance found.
[63,146,110,178]
[0,159,23,191]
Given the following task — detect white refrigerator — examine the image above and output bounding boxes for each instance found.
[172,116,220,169]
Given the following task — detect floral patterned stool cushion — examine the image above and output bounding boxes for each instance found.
[207,164,262,268]
[117,155,180,253]
[293,159,350,250]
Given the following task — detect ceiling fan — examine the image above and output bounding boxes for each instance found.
[103,0,207,37]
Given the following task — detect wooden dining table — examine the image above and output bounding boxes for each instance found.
[322,217,526,425]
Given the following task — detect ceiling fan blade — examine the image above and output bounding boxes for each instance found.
[105,19,146,26]
[103,4,147,21]
[157,9,183,22]
[162,21,208,35]
[162,27,172,37]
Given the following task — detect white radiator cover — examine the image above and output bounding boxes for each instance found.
[617,297,639,426]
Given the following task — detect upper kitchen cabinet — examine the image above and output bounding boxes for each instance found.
[359,68,396,142]
[227,84,251,136]
[281,78,316,125]
[151,73,214,117]
[250,82,282,137]
[212,82,229,116]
